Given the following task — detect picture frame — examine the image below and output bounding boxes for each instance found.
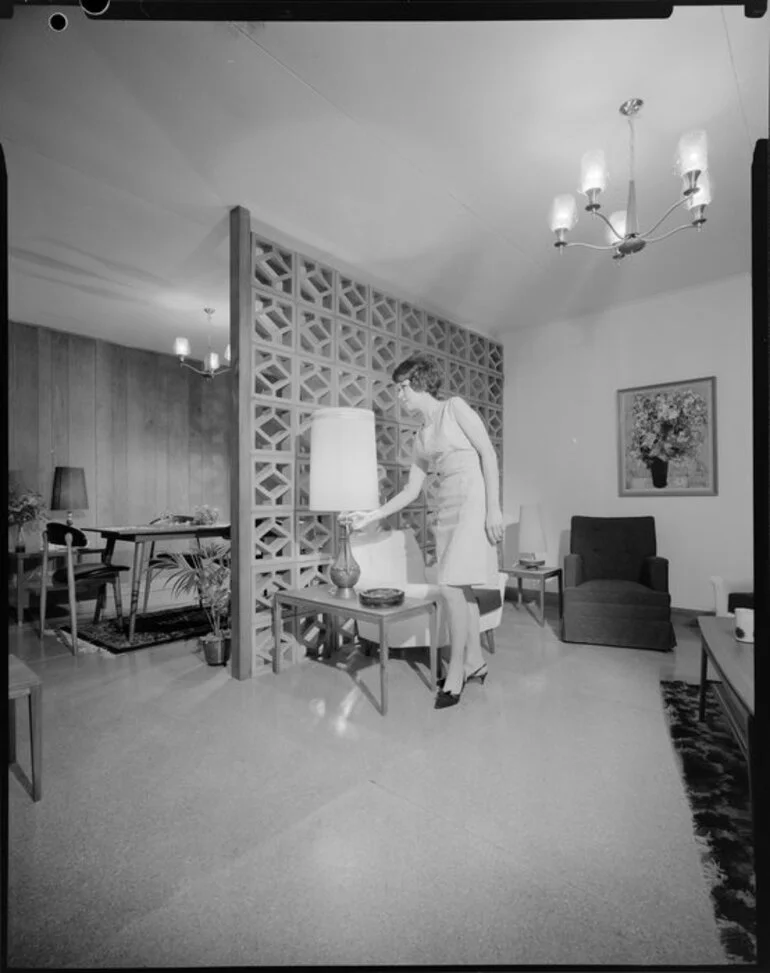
[617,376,717,497]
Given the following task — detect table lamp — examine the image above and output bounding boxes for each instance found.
[309,407,379,599]
[517,503,546,568]
[51,466,89,526]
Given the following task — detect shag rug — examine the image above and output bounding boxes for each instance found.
[660,679,756,964]
[57,606,211,654]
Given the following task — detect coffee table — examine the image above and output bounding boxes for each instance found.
[697,615,755,796]
[272,586,439,715]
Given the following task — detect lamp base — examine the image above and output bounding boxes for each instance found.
[329,520,361,596]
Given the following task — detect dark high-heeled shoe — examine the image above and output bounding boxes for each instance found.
[434,688,462,709]
[437,664,488,690]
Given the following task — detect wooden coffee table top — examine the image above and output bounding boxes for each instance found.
[698,615,754,714]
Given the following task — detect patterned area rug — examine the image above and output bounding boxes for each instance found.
[58,606,211,654]
[660,680,755,964]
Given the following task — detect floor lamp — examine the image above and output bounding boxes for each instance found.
[309,408,379,599]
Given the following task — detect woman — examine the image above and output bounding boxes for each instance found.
[346,354,504,709]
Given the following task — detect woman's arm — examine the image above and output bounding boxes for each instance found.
[346,463,427,531]
[447,397,504,543]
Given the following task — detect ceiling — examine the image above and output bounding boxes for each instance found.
[1,6,767,355]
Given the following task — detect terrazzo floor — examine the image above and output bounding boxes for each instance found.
[8,601,727,967]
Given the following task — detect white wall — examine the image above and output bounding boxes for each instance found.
[500,274,753,611]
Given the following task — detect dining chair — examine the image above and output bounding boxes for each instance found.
[39,522,129,654]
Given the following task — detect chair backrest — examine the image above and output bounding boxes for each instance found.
[570,516,657,583]
[350,527,427,588]
[45,522,89,549]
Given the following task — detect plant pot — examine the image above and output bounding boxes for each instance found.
[199,633,231,666]
[648,457,669,489]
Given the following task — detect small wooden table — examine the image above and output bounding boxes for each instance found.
[504,564,563,626]
[82,524,230,642]
[9,654,42,802]
[272,586,440,716]
[697,615,754,797]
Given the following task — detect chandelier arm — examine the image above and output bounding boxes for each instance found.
[644,223,697,244]
[590,209,625,241]
[563,241,619,252]
[639,197,690,239]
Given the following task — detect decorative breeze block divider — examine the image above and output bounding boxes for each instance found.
[250,234,504,670]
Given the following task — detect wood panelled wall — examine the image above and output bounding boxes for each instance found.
[8,321,230,565]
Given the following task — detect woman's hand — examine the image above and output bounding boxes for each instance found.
[341,510,379,532]
[485,506,505,545]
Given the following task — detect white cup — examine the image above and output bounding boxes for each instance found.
[734,608,754,643]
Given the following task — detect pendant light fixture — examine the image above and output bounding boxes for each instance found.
[173,307,231,379]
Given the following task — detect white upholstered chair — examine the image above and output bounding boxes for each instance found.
[349,527,507,651]
[709,575,753,616]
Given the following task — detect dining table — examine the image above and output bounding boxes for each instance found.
[82,523,231,642]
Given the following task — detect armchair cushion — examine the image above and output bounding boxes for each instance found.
[570,515,657,583]
[727,592,754,612]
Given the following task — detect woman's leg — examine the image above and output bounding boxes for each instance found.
[463,589,485,674]
[439,584,469,695]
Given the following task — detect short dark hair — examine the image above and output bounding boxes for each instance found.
[392,354,445,397]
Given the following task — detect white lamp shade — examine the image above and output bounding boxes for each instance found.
[607,210,627,244]
[549,194,578,232]
[687,170,712,208]
[677,130,708,177]
[205,351,219,373]
[580,149,608,194]
[518,503,546,554]
[174,337,191,358]
[309,408,380,512]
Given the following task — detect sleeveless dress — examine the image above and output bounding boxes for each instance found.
[413,397,499,586]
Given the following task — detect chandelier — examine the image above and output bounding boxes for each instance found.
[173,307,231,379]
[549,99,711,260]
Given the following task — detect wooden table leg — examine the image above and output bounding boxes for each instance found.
[29,683,42,802]
[379,618,389,716]
[539,578,546,626]
[127,541,145,642]
[94,537,117,619]
[557,571,563,620]
[273,596,283,674]
[428,603,437,692]
[698,638,709,721]
[517,577,523,610]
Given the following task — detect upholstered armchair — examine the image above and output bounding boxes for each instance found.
[709,575,754,616]
[561,515,675,652]
[349,527,507,652]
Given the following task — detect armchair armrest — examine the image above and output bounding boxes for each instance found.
[564,553,583,588]
[641,555,669,593]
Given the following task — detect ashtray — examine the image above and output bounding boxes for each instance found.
[359,587,405,607]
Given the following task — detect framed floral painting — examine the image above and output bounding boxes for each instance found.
[617,376,717,497]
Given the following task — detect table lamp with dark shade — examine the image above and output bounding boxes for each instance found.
[51,466,89,526]
[309,408,379,599]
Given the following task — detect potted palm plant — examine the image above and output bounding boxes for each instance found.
[157,540,231,665]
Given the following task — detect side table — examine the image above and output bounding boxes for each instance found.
[272,586,439,716]
[504,564,563,627]
[9,654,43,802]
